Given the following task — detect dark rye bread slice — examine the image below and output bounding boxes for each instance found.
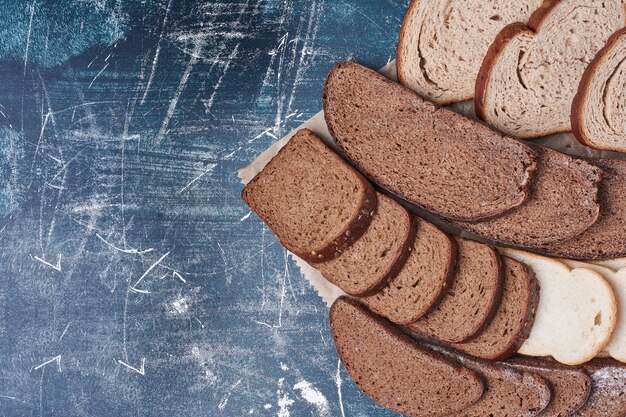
[409,237,504,343]
[418,339,551,417]
[242,129,377,263]
[452,256,539,361]
[507,357,592,417]
[453,146,603,247]
[540,159,626,260]
[317,193,415,296]
[330,297,484,417]
[575,358,626,416]
[323,61,538,222]
[361,218,456,324]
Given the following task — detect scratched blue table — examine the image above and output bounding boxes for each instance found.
[0,1,409,416]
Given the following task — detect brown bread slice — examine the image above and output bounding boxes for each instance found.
[572,28,626,153]
[453,146,603,247]
[397,0,542,104]
[242,129,377,263]
[330,297,484,417]
[417,338,551,417]
[540,158,626,260]
[507,357,592,417]
[475,0,626,138]
[575,358,626,416]
[451,256,539,361]
[361,218,456,324]
[409,237,504,343]
[323,60,538,222]
[317,193,415,296]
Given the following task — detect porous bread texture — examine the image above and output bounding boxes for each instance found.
[573,28,626,152]
[454,146,602,247]
[502,249,617,365]
[324,61,538,222]
[330,297,484,417]
[540,159,626,260]
[242,129,376,263]
[476,0,626,138]
[409,237,503,343]
[397,0,542,104]
[452,256,539,361]
[362,218,455,324]
[318,193,415,296]
[564,260,626,363]
[578,358,626,416]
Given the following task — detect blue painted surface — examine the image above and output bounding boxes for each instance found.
[0,1,409,416]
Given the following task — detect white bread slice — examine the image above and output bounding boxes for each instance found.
[397,0,542,104]
[501,248,617,365]
[476,0,626,138]
[572,28,626,152]
[595,258,626,271]
[564,260,626,363]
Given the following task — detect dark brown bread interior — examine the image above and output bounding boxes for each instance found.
[361,218,456,324]
[454,146,603,247]
[323,61,538,222]
[507,357,592,417]
[242,129,377,263]
[409,237,503,343]
[318,193,415,296]
[540,158,626,260]
[452,256,539,361]
[330,297,484,417]
[576,358,626,417]
[417,338,551,417]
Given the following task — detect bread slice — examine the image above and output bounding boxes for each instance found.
[540,159,626,260]
[595,257,626,271]
[361,218,456,324]
[578,358,626,416]
[409,237,504,343]
[572,28,626,152]
[476,0,626,138]
[329,297,484,417]
[453,146,603,247]
[418,339,551,417]
[242,129,377,263]
[452,256,539,361]
[397,0,542,104]
[563,261,626,363]
[323,61,538,222]
[318,193,415,296]
[502,249,617,365]
[507,357,592,417]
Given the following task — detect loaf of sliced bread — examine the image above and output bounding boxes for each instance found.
[242,129,377,263]
[541,159,626,260]
[330,297,484,417]
[564,261,626,363]
[507,357,592,417]
[324,61,538,222]
[454,146,603,247]
[577,359,626,416]
[419,339,551,417]
[502,249,617,365]
[397,0,542,104]
[318,193,415,296]
[409,237,503,343]
[476,0,626,138]
[572,28,626,152]
[362,218,456,324]
[452,256,539,361]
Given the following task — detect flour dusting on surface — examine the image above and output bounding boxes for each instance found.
[293,380,331,417]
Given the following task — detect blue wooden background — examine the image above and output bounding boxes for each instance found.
[0,1,409,416]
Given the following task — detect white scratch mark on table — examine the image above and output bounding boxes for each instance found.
[130,251,170,292]
[59,321,72,340]
[88,62,110,89]
[253,249,289,329]
[240,210,252,222]
[23,0,36,74]
[218,379,242,411]
[178,163,217,194]
[96,233,155,254]
[32,355,62,372]
[117,358,146,375]
[32,254,62,271]
[141,0,173,104]
[336,360,346,417]
[204,43,241,114]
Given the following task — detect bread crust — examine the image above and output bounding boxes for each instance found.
[242,128,378,264]
[571,27,626,152]
[396,0,419,92]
